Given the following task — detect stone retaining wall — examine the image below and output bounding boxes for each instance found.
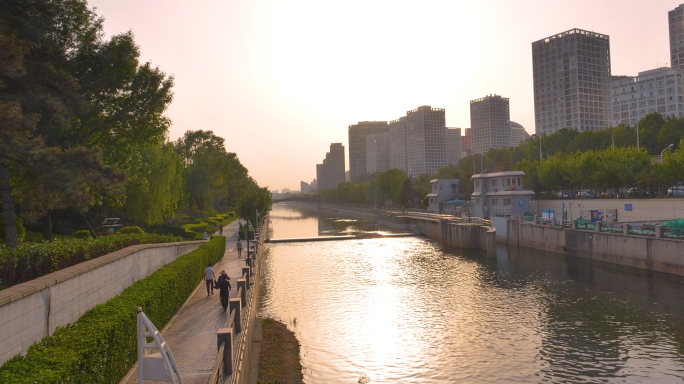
[507,219,684,276]
[0,241,204,366]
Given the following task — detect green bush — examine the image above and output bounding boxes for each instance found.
[165,226,195,240]
[187,224,207,233]
[0,233,182,289]
[0,213,26,244]
[205,219,218,226]
[117,226,144,235]
[0,236,226,383]
[71,230,92,239]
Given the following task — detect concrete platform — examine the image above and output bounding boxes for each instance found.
[267,232,417,243]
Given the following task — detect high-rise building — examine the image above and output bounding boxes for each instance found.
[405,106,448,177]
[670,4,684,70]
[611,67,684,126]
[532,28,612,134]
[509,121,530,147]
[389,116,408,173]
[446,128,462,166]
[462,128,472,158]
[366,132,390,174]
[300,178,317,194]
[316,143,345,190]
[470,95,510,155]
[348,121,389,182]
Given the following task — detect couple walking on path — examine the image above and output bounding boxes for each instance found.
[204,263,232,310]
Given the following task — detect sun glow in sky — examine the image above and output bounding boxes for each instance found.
[91,0,672,191]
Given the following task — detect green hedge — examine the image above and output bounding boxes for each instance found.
[166,226,196,240]
[186,224,207,233]
[0,236,226,383]
[0,233,181,290]
[71,230,91,239]
[117,226,144,235]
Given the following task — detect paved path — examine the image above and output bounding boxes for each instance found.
[121,220,248,384]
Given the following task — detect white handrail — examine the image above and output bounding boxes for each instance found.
[137,308,184,384]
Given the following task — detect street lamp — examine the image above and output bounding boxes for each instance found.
[661,144,675,161]
[485,156,496,172]
[247,221,254,266]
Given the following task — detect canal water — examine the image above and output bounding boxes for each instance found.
[258,203,684,383]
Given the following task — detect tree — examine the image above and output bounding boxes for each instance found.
[17,146,126,239]
[0,101,40,247]
[399,178,413,207]
[236,187,273,225]
[125,143,184,226]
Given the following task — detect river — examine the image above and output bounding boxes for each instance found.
[258,202,684,383]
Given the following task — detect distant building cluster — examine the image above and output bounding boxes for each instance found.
[300,178,317,194]
[296,4,684,192]
[316,143,345,190]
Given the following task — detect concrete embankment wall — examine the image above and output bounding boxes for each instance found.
[507,220,684,276]
[534,198,684,222]
[0,241,204,366]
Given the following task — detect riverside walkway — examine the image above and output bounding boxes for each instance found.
[120,220,248,384]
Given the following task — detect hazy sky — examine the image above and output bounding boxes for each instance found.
[90,0,675,191]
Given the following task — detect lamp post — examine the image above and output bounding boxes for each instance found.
[247,221,253,266]
[661,144,675,161]
[486,156,496,173]
[660,144,674,163]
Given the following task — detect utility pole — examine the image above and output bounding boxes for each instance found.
[636,121,640,151]
[539,133,542,162]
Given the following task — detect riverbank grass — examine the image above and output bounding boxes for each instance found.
[258,318,304,384]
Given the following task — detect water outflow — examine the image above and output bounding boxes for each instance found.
[259,203,684,384]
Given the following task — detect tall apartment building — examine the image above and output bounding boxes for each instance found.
[509,121,530,146]
[300,178,317,194]
[470,95,510,155]
[461,128,472,158]
[316,143,345,190]
[670,4,684,70]
[366,132,390,174]
[611,67,684,126]
[406,106,448,177]
[389,116,408,172]
[348,121,389,182]
[532,28,612,135]
[446,128,462,166]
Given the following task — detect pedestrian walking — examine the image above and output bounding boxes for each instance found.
[203,231,208,240]
[219,223,223,235]
[236,239,243,258]
[204,263,216,296]
[217,271,231,310]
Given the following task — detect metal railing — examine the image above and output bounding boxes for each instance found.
[208,224,263,384]
[397,211,492,227]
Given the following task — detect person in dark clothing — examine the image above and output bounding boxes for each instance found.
[217,271,231,310]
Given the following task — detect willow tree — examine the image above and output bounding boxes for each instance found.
[125,143,184,226]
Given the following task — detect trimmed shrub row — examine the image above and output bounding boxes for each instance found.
[0,233,182,290]
[0,236,226,383]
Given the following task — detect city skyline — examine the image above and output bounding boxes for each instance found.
[91,0,674,191]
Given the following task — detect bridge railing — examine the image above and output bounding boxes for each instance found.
[397,212,492,227]
[208,224,263,384]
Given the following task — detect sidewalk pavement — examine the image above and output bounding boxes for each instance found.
[120,220,248,384]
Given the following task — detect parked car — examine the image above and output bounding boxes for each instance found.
[576,190,596,199]
[627,187,650,198]
[557,191,570,198]
[601,190,623,199]
[668,186,684,197]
